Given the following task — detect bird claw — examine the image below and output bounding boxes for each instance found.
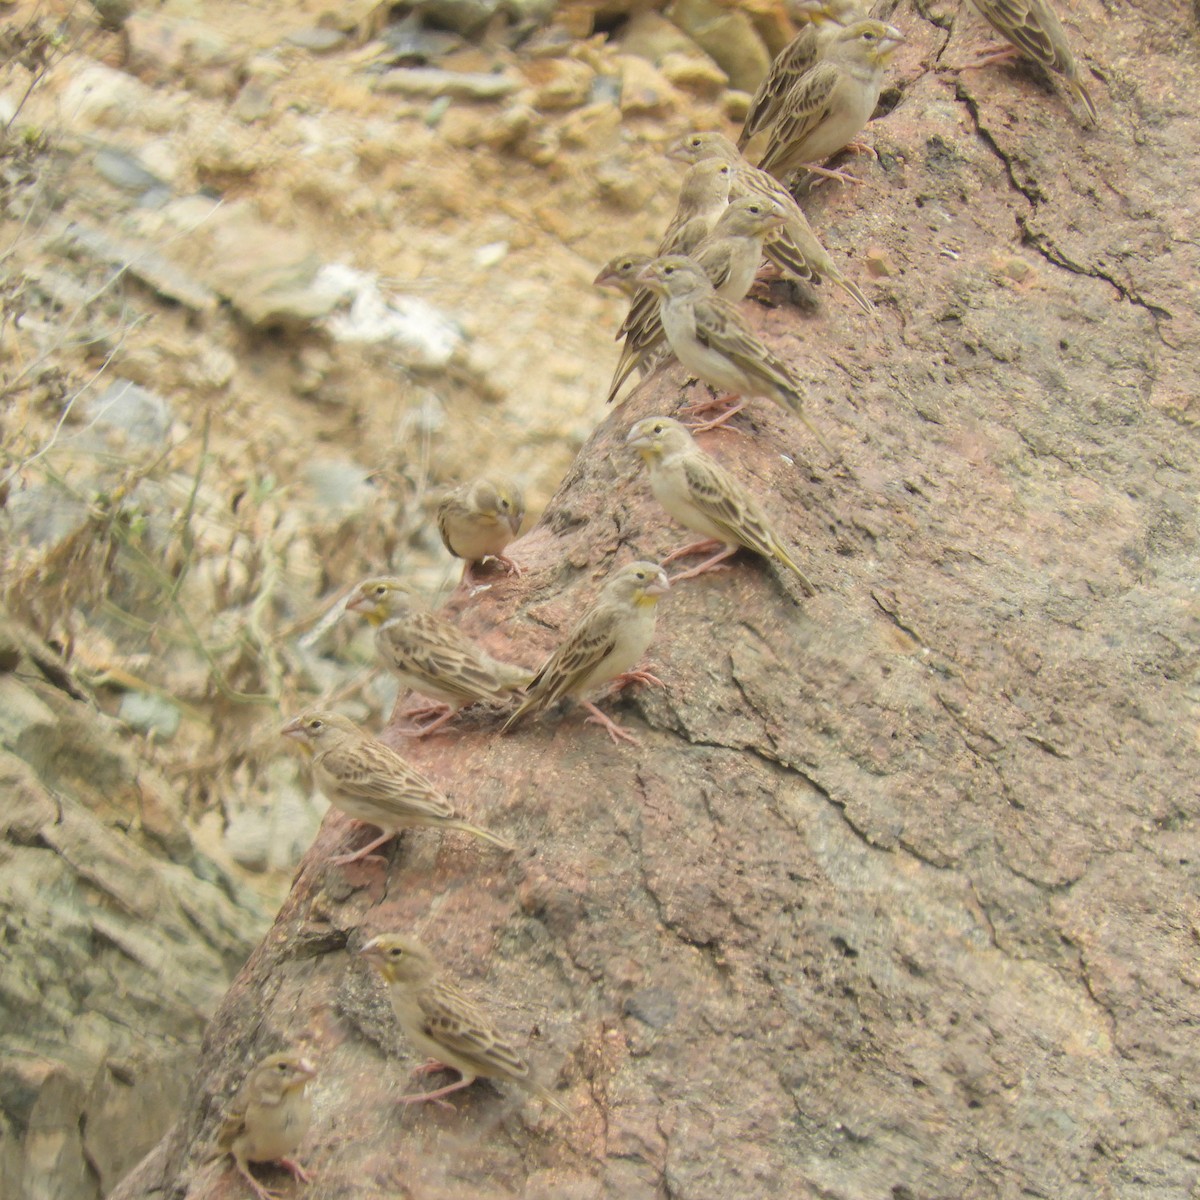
[278,1159,313,1184]
[581,701,641,746]
[612,669,666,690]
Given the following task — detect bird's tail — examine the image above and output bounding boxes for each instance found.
[772,541,817,597]
[831,269,875,317]
[448,819,515,853]
[778,385,839,462]
[1068,73,1098,125]
[527,1080,571,1117]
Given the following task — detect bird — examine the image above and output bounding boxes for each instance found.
[626,416,816,593]
[668,130,874,315]
[593,252,654,299]
[608,196,788,404]
[502,561,670,746]
[215,1052,316,1200]
[636,255,834,453]
[756,19,906,184]
[739,0,872,150]
[962,0,1098,123]
[436,478,525,589]
[657,157,734,256]
[281,710,513,864]
[345,577,532,737]
[359,933,570,1116]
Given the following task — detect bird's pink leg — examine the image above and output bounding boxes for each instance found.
[686,401,748,433]
[660,538,723,566]
[277,1159,312,1184]
[404,706,463,738]
[329,826,395,866]
[800,161,867,186]
[397,1074,474,1111]
[668,546,740,583]
[581,701,641,746]
[411,1058,453,1078]
[234,1162,282,1200]
[944,42,1021,71]
[482,554,523,577]
[610,666,666,690]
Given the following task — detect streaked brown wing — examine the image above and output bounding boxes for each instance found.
[527,605,621,707]
[976,0,1064,71]
[681,455,780,560]
[740,27,823,145]
[382,613,511,703]
[759,62,840,171]
[320,739,454,819]
[420,980,530,1082]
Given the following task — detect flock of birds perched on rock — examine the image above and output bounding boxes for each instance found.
[210,2,1099,1195]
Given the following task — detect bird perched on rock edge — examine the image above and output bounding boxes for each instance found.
[502,561,670,746]
[360,933,570,1116]
[627,415,816,593]
[215,1052,316,1200]
[282,710,513,863]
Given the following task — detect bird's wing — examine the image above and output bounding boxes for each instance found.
[759,61,842,171]
[320,739,455,819]
[740,27,823,144]
[420,979,530,1083]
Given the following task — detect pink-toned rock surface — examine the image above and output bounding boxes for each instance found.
[113,4,1198,1199]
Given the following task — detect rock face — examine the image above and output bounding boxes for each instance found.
[0,619,269,1200]
[4,0,1198,1197]
[111,4,1199,1194]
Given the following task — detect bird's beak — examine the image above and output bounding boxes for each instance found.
[507,512,523,536]
[344,593,370,614]
[592,267,615,288]
[296,1058,317,1079]
[635,265,660,288]
[359,936,381,960]
[879,26,905,54]
[625,427,653,452]
[280,716,306,740]
[665,136,690,163]
[646,570,671,597]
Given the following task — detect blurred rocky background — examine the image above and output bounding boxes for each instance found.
[1,0,1197,1198]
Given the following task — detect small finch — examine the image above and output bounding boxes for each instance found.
[436,477,525,588]
[503,561,670,746]
[756,19,906,184]
[668,131,874,315]
[346,577,532,737]
[627,415,816,593]
[216,1053,316,1200]
[593,252,654,299]
[637,256,834,454]
[282,710,512,863]
[964,0,1098,124]
[360,933,570,1116]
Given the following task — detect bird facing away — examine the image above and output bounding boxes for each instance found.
[964,0,1098,123]
[636,256,834,456]
[345,577,532,737]
[607,196,788,405]
[756,19,906,183]
[740,0,872,148]
[360,933,570,1116]
[436,477,526,589]
[216,1052,316,1200]
[502,561,670,746]
[668,130,874,315]
[627,416,817,594]
[282,710,513,863]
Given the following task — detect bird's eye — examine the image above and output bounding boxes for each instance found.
[863,31,877,41]
[308,719,323,731]
[653,423,664,432]
[373,585,386,597]
[276,1062,289,1072]
[389,947,404,959]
